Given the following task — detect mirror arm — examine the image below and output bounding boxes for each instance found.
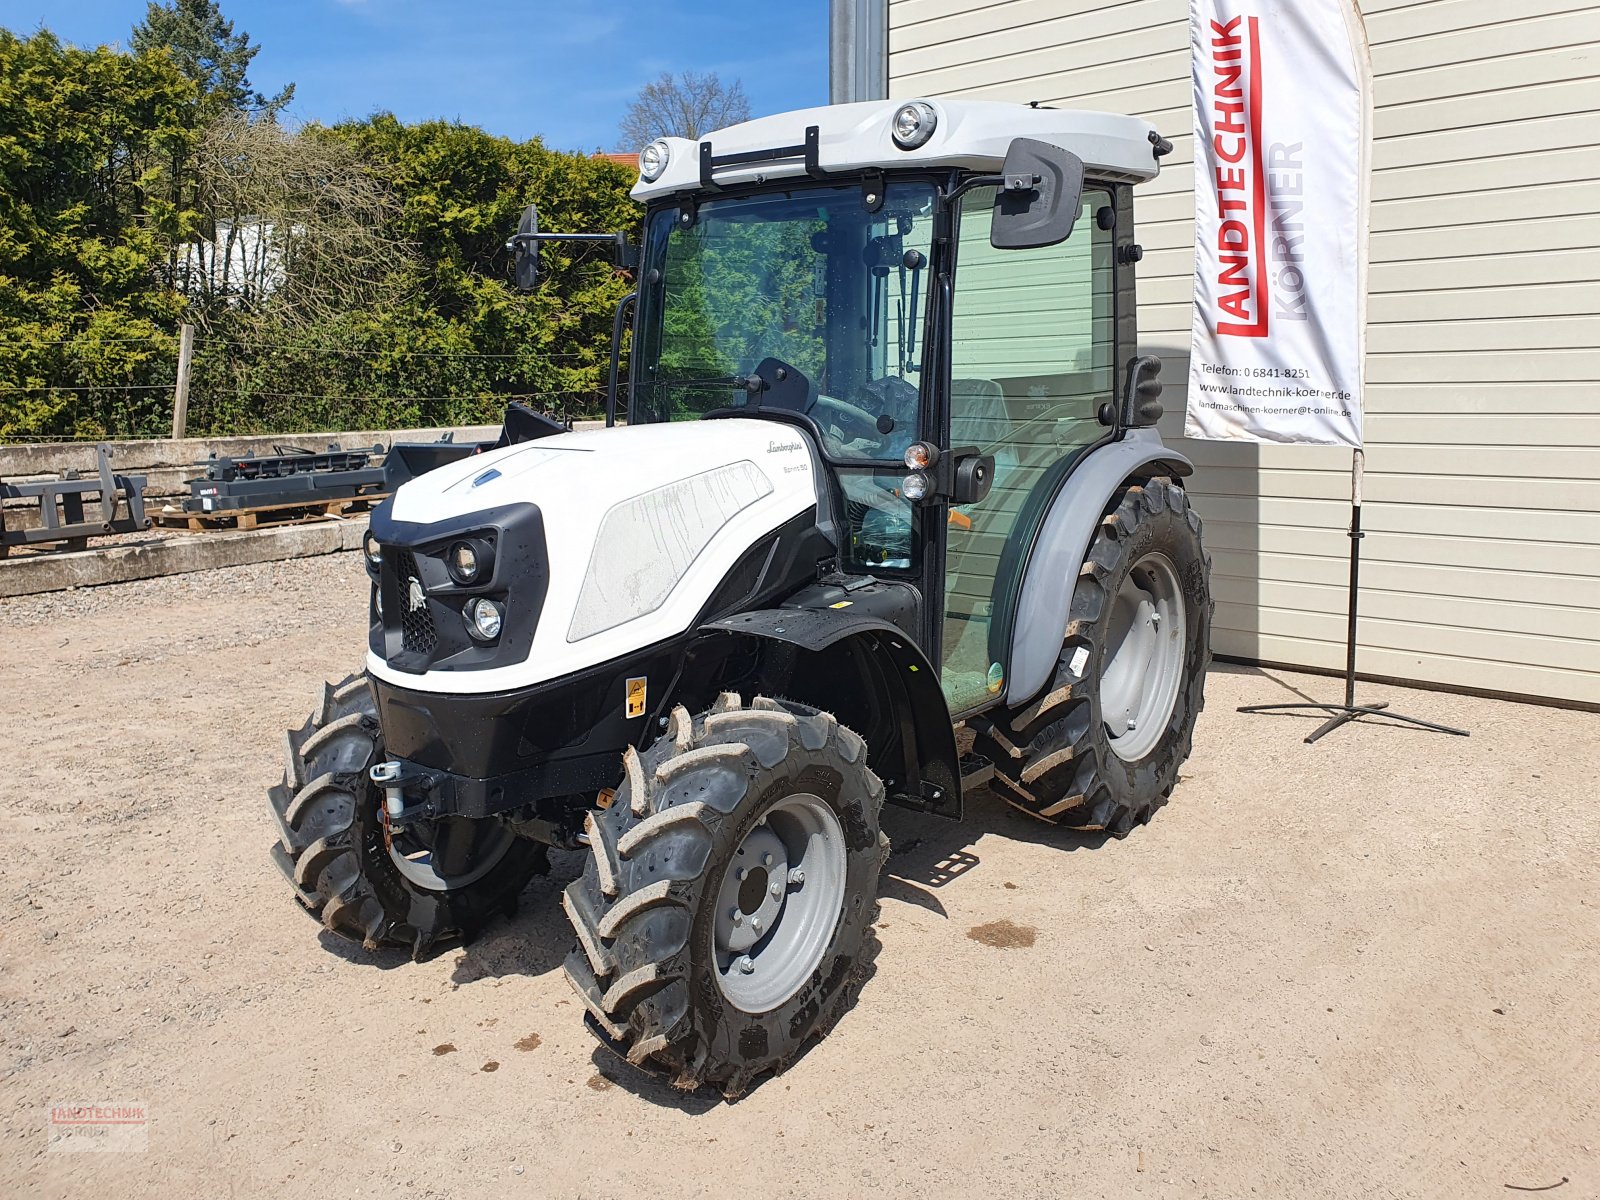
[940,156,1071,212]
[505,230,636,268]
[940,167,1048,217]
[942,173,1006,209]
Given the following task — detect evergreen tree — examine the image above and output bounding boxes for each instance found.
[130,0,293,118]
[0,30,201,438]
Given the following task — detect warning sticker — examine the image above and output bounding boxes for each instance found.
[625,677,647,719]
[829,600,853,609]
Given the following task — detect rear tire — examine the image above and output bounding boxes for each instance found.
[267,675,545,959]
[562,694,886,1098]
[975,477,1211,834]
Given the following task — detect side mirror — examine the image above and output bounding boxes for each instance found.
[511,204,540,292]
[990,138,1084,250]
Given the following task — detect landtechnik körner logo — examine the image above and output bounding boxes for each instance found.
[1206,12,1309,340]
[47,1101,149,1153]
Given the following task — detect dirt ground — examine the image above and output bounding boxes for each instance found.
[3,552,1597,1199]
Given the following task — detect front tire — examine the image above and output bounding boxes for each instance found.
[563,694,886,1098]
[267,675,545,959]
[975,477,1211,834]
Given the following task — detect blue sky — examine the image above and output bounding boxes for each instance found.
[0,0,829,151]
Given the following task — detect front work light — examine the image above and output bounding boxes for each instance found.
[447,540,481,584]
[901,471,932,502]
[892,102,937,149]
[466,597,504,641]
[363,530,382,567]
[639,139,671,181]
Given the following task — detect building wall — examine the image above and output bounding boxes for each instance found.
[887,0,1600,706]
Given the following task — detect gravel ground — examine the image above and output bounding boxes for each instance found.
[2,552,1597,1199]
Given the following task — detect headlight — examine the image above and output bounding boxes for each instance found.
[447,540,481,584]
[639,139,671,182]
[901,471,931,502]
[904,441,940,471]
[363,530,382,566]
[465,597,503,641]
[892,101,937,150]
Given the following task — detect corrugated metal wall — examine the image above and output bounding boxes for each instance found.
[888,0,1600,706]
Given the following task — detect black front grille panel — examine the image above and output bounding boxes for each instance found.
[391,549,438,656]
[367,501,548,675]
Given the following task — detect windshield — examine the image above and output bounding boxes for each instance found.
[631,181,937,463]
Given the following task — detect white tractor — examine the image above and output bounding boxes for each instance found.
[268,98,1210,1098]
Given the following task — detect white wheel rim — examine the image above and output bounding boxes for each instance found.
[1100,551,1187,762]
[713,793,848,1014]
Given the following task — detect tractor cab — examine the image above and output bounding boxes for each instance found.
[514,99,1177,720]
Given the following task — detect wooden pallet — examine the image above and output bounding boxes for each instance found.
[150,493,388,532]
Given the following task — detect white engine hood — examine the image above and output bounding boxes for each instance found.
[368,419,821,694]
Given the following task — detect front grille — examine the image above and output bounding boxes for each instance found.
[392,549,438,656]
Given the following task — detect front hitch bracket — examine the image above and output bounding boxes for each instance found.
[369,759,448,829]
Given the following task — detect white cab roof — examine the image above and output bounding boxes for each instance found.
[631,98,1162,202]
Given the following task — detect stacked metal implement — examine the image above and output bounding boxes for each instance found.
[0,443,151,557]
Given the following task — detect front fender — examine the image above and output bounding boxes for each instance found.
[699,609,962,819]
[1007,430,1193,706]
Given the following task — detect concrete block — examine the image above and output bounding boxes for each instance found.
[0,519,368,598]
[0,425,504,478]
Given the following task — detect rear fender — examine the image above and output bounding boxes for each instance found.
[697,610,961,819]
[1007,430,1193,706]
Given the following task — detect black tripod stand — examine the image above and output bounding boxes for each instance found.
[1238,450,1470,744]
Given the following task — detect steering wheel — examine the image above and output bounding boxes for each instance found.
[808,392,881,440]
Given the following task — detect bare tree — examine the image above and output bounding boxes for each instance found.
[617,70,751,149]
[178,114,415,327]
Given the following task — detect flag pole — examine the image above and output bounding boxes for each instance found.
[1340,446,1364,711]
[1237,448,1469,741]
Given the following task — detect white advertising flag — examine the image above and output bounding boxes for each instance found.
[1185,0,1372,448]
